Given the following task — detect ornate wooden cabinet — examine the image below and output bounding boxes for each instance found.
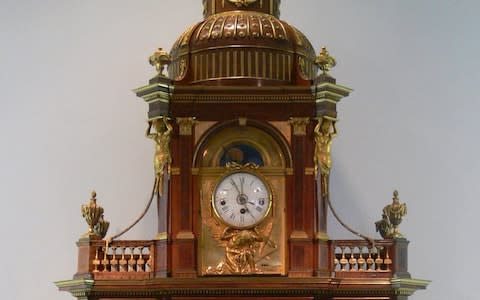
[56,1,429,299]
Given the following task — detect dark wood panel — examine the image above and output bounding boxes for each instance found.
[171,102,316,121]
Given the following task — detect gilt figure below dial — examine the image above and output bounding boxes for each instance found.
[212,171,272,229]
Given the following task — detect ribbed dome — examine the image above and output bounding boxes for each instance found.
[168,1,318,86]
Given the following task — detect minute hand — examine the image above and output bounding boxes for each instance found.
[230,178,241,195]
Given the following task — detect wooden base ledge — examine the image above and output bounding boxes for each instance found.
[55,277,430,299]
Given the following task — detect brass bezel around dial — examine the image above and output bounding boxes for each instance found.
[211,169,273,229]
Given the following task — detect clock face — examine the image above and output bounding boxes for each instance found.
[212,171,272,229]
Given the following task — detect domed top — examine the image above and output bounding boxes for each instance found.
[168,0,319,86]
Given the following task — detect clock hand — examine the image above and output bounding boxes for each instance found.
[230,178,241,195]
[240,176,245,195]
[242,204,257,222]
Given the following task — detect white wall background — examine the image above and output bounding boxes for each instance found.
[1,0,478,299]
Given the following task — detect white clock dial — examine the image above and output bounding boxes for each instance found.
[212,171,272,229]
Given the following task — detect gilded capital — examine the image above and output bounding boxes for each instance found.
[288,117,310,136]
[176,117,197,136]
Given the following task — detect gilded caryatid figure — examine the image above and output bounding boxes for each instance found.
[146,117,173,195]
[313,117,337,178]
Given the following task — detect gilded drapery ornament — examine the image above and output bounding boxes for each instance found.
[149,48,171,77]
[315,46,337,75]
[146,117,173,195]
[313,117,337,177]
[376,190,408,239]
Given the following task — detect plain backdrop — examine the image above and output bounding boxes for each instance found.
[1,0,479,299]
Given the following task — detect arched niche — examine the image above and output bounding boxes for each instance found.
[193,120,292,170]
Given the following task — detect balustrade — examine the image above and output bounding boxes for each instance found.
[90,240,155,279]
[332,240,394,278]
[81,239,401,280]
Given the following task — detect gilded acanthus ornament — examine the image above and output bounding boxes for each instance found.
[228,0,258,8]
[375,190,407,239]
[315,46,337,75]
[146,117,173,196]
[313,117,337,177]
[93,215,110,239]
[81,191,109,239]
[149,48,171,77]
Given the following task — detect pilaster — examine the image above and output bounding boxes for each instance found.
[171,117,197,277]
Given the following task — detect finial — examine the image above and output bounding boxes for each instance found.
[149,48,171,77]
[375,190,408,239]
[81,190,108,239]
[90,190,97,203]
[393,190,399,200]
[315,46,337,76]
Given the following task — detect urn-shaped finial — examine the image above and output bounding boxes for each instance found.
[149,48,171,77]
[315,46,337,76]
[81,191,105,239]
[375,190,408,239]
